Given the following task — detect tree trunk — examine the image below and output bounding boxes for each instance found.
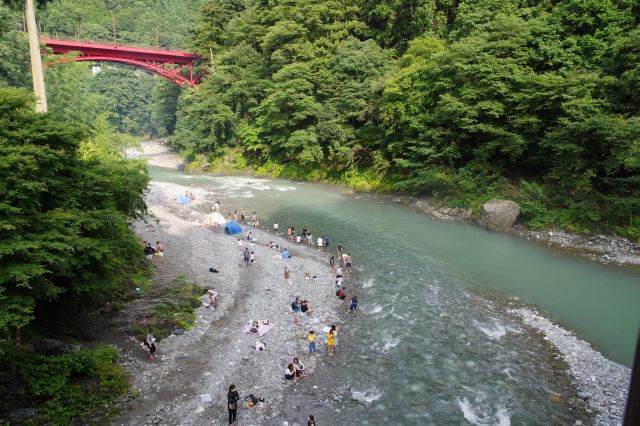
[25,0,47,113]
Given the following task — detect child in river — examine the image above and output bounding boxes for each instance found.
[348,295,358,313]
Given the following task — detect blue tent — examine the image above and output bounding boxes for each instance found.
[177,194,191,204]
[225,221,242,235]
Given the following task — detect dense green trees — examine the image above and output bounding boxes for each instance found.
[0,4,31,88]
[40,0,201,47]
[171,0,639,236]
[0,87,148,342]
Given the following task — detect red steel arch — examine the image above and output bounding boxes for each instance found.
[42,39,205,87]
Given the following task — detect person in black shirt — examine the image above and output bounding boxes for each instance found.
[227,384,240,425]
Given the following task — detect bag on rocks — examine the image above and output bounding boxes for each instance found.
[245,394,263,407]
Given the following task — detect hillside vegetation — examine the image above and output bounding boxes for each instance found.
[172,0,640,237]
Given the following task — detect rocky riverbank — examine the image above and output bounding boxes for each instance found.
[116,147,344,425]
[509,307,631,426]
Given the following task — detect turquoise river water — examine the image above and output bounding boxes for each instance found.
[149,166,639,425]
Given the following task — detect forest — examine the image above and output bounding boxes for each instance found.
[174,0,640,237]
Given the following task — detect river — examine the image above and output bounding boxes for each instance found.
[149,165,638,425]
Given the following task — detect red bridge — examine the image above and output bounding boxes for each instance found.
[42,39,204,87]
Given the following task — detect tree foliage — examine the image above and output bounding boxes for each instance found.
[0,87,149,341]
[171,0,639,235]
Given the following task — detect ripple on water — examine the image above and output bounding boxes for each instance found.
[457,397,511,426]
[474,319,507,340]
[351,388,383,404]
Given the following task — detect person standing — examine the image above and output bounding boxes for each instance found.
[348,295,358,313]
[214,200,220,212]
[273,221,279,234]
[308,414,317,426]
[346,254,352,272]
[327,328,335,356]
[337,241,343,255]
[243,248,251,266]
[331,324,339,349]
[308,330,316,354]
[329,256,335,271]
[250,251,255,265]
[284,266,291,285]
[144,333,157,361]
[227,384,240,425]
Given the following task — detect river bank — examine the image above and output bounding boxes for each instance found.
[128,142,640,269]
[126,141,634,425]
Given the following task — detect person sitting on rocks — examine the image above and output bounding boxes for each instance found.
[291,297,301,314]
[144,242,156,259]
[293,357,305,378]
[300,300,314,315]
[285,363,297,381]
[207,289,218,308]
[337,287,347,301]
[250,320,260,334]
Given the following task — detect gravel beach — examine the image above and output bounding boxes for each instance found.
[509,308,631,426]
[119,147,342,425]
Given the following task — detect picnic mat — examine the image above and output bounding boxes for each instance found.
[243,320,274,337]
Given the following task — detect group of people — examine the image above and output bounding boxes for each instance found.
[242,247,255,266]
[227,384,316,426]
[291,297,314,315]
[333,264,358,313]
[284,356,305,381]
[143,240,164,259]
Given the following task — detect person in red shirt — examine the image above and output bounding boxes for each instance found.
[337,287,347,300]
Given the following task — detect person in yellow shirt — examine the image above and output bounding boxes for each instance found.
[327,329,335,356]
[308,330,316,354]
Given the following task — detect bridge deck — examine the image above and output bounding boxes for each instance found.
[42,39,200,64]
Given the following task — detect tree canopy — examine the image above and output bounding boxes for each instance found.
[0,87,148,341]
[169,0,639,236]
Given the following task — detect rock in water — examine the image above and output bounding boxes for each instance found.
[478,199,520,231]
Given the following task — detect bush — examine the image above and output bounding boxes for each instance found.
[0,345,130,424]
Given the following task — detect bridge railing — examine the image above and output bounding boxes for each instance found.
[39,33,190,54]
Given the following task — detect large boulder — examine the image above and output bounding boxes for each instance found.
[478,199,520,231]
